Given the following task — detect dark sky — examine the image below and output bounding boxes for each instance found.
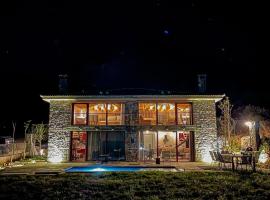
[0,1,261,135]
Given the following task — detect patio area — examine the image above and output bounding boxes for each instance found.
[0,161,214,175]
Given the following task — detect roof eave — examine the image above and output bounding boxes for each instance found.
[40,94,225,103]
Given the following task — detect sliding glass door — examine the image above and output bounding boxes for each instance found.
[139,131,192,162]
[87,131,125,161]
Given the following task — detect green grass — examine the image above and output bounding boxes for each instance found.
[0,171,270,200]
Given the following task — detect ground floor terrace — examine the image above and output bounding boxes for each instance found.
[69,129,196,163]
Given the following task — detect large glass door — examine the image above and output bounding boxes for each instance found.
[158,131,177,162]
[87,131,125,161]
[139,131,191,162]
[177,131,191,161]
[139,131,157,161]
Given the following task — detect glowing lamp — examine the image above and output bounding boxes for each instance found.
[48,154,63,163]
[258,150,269,164]
[245,121,253,129]
[201,148,213,163]
[91,168,107,172]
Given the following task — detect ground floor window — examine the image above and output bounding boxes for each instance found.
[71,131,125,161]
[71,131,87,161]
[139,131,192,162]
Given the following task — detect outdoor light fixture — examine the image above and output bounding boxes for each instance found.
[245,121,255,147]
[245,121,253,129]
[48,155,63,163]
[201,147,212,163]
[48,148,63,163]
[91,167,107,172]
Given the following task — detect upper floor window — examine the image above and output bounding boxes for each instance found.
[73,104,87,125]
[177,104,192,125]
[139,103,157,125]
[157,103,176,125]
[139,103,192,125]
[73,103,123,125]
[107,103,123,125]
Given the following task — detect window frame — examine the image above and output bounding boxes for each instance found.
[138,102,193,125]
[72,103,124,126]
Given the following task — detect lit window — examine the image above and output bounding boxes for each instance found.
[139,103,157,125]
[157,103,175,125]
[107,104,123,125]
[89,104,107,125]
[177,104,192,125]
[73,104,87,125]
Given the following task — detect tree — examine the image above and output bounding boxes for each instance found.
[233,105,270,122]
[33,123,48,155]
[232,105,270,139]
[218,96,234,146]
[10,120,16,163]
[23,120,32,159]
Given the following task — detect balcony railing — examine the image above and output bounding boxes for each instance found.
[72,112,192,126]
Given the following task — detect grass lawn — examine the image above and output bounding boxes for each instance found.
[0,171,270,200]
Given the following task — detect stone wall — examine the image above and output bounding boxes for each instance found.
[124,102,139,161]
[193,100,218,162]
[47,100,72,162]
[125,130,138,161]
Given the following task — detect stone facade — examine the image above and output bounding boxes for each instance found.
[47,100,72,162]
[192,100,218,162]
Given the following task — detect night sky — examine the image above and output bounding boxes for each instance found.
[0,1,261,136]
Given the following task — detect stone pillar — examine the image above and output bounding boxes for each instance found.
[47,100,72,162]
[125,101,139,126]
[125,130,138,161]
[193,100,218,162]
[124,102,139,161]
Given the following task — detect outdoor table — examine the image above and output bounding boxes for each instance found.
[231,154,255,172]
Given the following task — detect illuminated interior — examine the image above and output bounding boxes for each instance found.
[107,104,123,125]
[157,103,175,125]
[73,103,123,125]
[139,131,191,162]
[177,104,191,125]
[73,104,87,125]
[139,103,157,125]
[139,103,192,125]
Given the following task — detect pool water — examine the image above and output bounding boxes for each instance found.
[65,165,179,173]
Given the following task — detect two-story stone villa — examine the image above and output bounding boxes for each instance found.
[41,94,225,163]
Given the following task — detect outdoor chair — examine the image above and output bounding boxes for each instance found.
[234,153,251,170]
[217,152,233,169]
[209,151,219,166]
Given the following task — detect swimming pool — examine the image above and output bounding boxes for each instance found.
[65,165,179,173]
